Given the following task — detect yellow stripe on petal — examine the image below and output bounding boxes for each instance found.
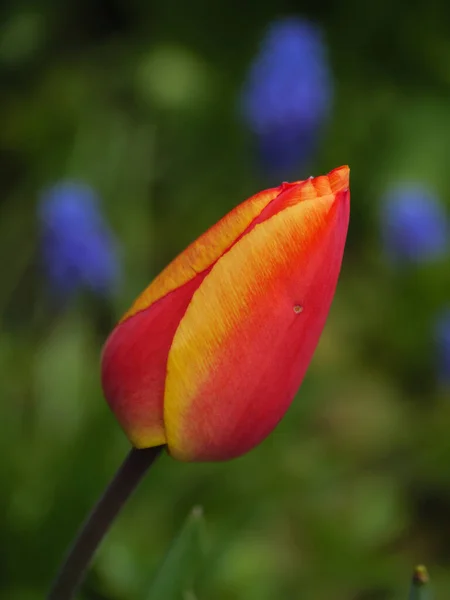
[164,190,347,460]
[120,188,280,322]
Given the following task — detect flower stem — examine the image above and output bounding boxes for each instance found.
[47,445,165,600]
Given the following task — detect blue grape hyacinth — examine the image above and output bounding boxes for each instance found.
[39,181,120,300]
[435,309,450,384]
[240,17,332,179]
[381,184,448,263]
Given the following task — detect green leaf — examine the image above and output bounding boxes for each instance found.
[146,506,206,600]
[409,565,431,600]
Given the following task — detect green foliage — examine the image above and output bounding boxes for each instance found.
[146,507,206,600]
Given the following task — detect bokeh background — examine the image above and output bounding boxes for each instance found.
[1,0,450,598]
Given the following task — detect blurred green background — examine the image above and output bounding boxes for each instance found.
[1,0,450,598]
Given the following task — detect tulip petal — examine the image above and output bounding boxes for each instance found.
[101,274,207,447]
[252,165,349,225]
[121,187,281,322]
[164,183,349,461]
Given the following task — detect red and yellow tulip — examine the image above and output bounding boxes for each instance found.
[101,166,350,461]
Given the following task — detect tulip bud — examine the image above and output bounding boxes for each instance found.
[101,166,350,461]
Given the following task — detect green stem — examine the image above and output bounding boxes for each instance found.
[47,445,164,600]
[409,565,431,600]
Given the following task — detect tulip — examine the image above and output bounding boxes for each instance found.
[101,166,350,462]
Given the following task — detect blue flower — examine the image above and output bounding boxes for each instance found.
[240,17,332,179]
[434,309,450,384]
[39,181,120,299]
[381,184,448,263]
